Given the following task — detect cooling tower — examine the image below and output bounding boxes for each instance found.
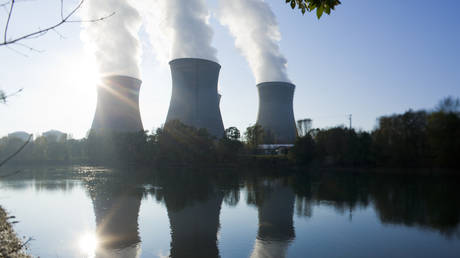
[91,75,143,132]
[166,58,225,138]
[256,82,297,144]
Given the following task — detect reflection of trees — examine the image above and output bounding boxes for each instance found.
[370,176,460,236]
[0,166,81,191]
[84,172,144,257]
[292,171,460,237]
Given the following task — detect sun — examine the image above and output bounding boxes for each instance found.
[48,50,101,138]
[64,53,101,92]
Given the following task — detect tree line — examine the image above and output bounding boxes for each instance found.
[1,97,459,169]
[291,97,460,169]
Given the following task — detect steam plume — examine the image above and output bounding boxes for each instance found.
[81,0,142,78]
[133,0,217,63]
[219,0,290,83]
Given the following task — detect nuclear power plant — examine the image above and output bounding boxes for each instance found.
[165,58,225,138]
[91,75,144,132]
[88,63,298,144]
[256,82,297,144]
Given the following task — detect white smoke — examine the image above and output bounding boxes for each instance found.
[133,0,217,63]
[81,0,142,79]
[219,0,290,83]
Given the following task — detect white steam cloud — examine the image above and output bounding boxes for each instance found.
[133,0,217,63]
[219,0,290,83]
[81,0,142,78]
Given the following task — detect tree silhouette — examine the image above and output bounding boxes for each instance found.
[1,0,114,50]
[285,0,341,18]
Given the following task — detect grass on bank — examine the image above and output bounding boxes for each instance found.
[0,206,30,258]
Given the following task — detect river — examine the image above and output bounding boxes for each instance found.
[0,166,459,257]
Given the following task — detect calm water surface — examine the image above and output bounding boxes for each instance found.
[0,166,459,258]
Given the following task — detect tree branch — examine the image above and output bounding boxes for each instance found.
[60,0,64,20]
[7,236,33,255]
[0,88,23,102]
[0,133,32,168]
[3,0,14,43]
[1,0,115,47]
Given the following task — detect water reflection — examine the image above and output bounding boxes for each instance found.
[0,167,459,257]
[248,179,295,258]
[151,171,224,258]
[78,232,98,257]
[84,173,143,257]
[291,171,460,237]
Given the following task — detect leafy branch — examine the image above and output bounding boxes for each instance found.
[285,0,341,19]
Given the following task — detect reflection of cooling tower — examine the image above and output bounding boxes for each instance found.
[166,58,225,138]
[86,178,143,257]
[166,194,223,258]
[251,182,295,258]
[91,75,143,132]
[256,82,297,144]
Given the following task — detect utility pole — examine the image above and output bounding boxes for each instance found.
[348,114,352,130]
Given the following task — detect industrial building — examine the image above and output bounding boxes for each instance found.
[42,130,67,142]
[91,75,144,133]
[256,82,297,144]
[7,131,32,142]
[165,58,225,138]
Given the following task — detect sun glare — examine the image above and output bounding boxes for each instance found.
[50,52,100,138]
[78,232,98,258]
[65,55,100,91]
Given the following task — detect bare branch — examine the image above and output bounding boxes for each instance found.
[0,133,32,168]
[13,41,43,52]
[1,0,115,48]
[0,88,23,102]
[4,0,14,43]
[5,44,27,56]
[60,0,63,20]
[66,12,115,23]
[52,28,66,40]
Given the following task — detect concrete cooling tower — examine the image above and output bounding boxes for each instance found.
[91,75,143,132]
[166,58,225,138]
[256,82,297,144]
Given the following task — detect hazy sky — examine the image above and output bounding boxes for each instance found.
[1,0,459,139]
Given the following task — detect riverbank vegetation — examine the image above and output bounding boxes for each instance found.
[1,97,459,170]
[0,206,30,257]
